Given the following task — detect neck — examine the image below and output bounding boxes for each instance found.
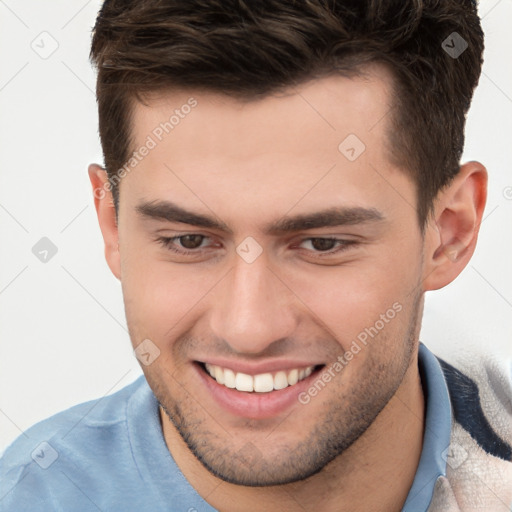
[160,357,425,512]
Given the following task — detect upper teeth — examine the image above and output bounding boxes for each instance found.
[204,363,314,393]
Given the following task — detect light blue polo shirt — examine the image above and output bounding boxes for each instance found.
[403,343,452,511]
[0,343,451,511]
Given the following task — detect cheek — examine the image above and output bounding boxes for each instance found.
[120,246,222,340]
[280,246,420,350]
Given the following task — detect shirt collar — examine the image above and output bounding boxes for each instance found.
[402,342,452,511]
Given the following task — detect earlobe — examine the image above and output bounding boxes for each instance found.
[422,161,487,291]
[88,163,122,280]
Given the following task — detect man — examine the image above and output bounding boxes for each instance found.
[1,0,511,510]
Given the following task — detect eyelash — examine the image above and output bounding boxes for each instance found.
[157,235,211,254]
[155,235,356,257]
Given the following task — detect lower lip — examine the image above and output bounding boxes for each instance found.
[195,363,321,419]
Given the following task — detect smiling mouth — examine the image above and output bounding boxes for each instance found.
[199,362,324,393]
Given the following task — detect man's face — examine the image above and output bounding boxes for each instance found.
[116,67,426,485]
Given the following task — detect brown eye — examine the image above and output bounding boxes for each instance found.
[309,238,337,251]
[179,234,205,249]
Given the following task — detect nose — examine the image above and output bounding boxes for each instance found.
[209,251,299,355]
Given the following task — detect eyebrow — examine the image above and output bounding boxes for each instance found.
[267,206,384,234]
[136,200,385,235]
[136,200,232,232]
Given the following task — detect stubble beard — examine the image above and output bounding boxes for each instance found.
[149,296,421,487]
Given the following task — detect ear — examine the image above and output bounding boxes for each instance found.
[88,163,121,280]
[422,161,487,291]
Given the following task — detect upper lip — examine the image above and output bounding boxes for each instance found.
[196,358,324,375]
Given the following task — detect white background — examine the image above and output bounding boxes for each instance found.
[0,0,511,454]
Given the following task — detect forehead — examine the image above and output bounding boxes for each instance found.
[121,66,413,226]
[130,65,394,156]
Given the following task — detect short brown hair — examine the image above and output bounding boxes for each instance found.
[90,0,484,225]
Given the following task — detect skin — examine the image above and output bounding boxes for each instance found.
[89,65,487,511]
